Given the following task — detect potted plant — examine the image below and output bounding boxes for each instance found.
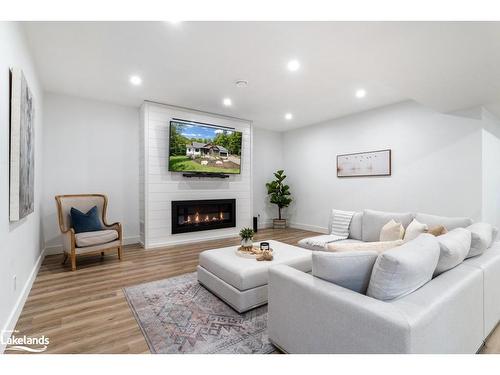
[266,170,293,229]
[239,227,255,248]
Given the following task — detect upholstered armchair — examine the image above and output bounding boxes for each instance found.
[55,194,123,271]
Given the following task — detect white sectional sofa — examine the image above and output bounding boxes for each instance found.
[269,209,500,353]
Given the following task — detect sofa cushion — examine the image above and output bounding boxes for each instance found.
[75,229,119,247]
[312,251,378,294]
[434,228,471,276]
[466,222,494,258]
[362,209,414,242]
[404,219,428,241]
[367,234,440,301]
[379,219,405,241]
[348,212,363,240]
[415,213,472,231]
[327,239,404,254]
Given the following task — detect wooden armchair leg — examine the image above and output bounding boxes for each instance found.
[118,246,123,260]
[71,253,77,271]
[62,253,68,265]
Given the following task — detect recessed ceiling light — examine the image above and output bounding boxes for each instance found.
[285,113,293,120]
[235,80,248,88]
[129,75,142,86]
[287,59,300,72]
[223,98,232,106]
[355,89,367,98]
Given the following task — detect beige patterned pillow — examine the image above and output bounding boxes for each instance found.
[427,225,448,236]
[327,240,405,254]
[379,219,405,241]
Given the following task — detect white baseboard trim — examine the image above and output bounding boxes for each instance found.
[146,232,239,249]
[44,236,141,256]
[288,222,328,234]
[0,247,46,354]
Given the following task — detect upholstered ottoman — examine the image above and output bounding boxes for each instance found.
[197,240,312,313]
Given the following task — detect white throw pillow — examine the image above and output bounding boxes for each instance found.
[327,239,404,254]
[434,228,471,276]
[367,234,440,301]
[379,219,405,242]
[312,251,378,294]
[404,219,428,241]
[466,222,494,258]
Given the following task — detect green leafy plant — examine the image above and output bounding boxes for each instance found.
[266,170,292,220]
[239,227,255,240]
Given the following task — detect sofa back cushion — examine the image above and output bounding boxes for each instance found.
[312,251,378,294]
[434,228,471,276]
[367,234,440,301]
[348,212,363,240]
[466,222,494,258]
[362,209,414,242]
[415,213,472,231]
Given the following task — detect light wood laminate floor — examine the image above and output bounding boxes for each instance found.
[7,228,500,354]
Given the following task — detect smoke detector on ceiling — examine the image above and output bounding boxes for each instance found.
[235,80,248,88]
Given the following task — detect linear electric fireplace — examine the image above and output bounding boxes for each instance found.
[171,199,236,234]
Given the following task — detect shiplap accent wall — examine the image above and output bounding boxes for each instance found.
[140,102,253,248]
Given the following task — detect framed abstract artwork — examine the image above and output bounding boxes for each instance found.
[9,67,35,221]
[337,149,391,177]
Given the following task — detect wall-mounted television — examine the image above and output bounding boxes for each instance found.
[168,120,242,174]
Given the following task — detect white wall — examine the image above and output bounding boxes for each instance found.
[140,102,252,248]
[42,93,140,250]
[0,22,44,349]
[252,127,284,228]
[282,101,485,233]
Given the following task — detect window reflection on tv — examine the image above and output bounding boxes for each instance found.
[168,120,242,174]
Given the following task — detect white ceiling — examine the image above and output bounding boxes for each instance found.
[22,21,500,131]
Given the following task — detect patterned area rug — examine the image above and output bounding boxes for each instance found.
[123,272,276,354]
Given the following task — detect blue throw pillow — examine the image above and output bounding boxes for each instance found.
[70,206,103,233]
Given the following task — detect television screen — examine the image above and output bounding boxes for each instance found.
[168,120,242,174]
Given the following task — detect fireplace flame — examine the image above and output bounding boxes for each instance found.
[184,212,226,225]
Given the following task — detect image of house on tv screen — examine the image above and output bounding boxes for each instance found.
[169,121,242,174]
